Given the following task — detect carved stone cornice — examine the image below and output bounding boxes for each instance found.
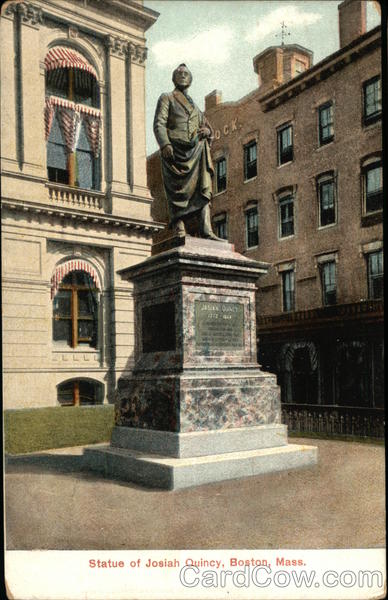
[17,2,43,27]
[1,197,164,234]
[127,42,148,65]
[3,3,18,19]
[104,35,127,58]
[104,35,147,64]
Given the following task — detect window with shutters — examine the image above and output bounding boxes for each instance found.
[47,114,69,184]
[44,46,101,190]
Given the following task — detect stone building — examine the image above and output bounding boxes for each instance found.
[1,0,162,409]
[148,0,383,435]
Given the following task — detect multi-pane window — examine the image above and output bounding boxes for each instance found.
[279,195,294,238]
[321,261,336,306]
[368,251,384,299]
[244,141,257,180]
[282,270,295,312]
[45,46,101,190]
[318,176,336,227]
[246,205,259,248]
[57,379,103,406]
[363,76,382,125]
[318,103,334,145]
[213,213,228,240]
[53,270,98,348]
[216,158,227,193]
[277,124,293,165]
[363,161,383,213]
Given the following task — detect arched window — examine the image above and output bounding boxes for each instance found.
[53,270,99,348]
[45,46,100,107]
[44,46,101,190]
[58,379,103,406]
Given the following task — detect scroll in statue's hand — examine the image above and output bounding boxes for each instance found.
[162,144,174,161]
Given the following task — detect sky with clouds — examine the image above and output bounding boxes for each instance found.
[144,1,380,154]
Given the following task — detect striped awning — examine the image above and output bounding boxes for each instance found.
[45,47,97,79]
[46,95,101,117]
[51,260,101,298]
[45,96,101,156]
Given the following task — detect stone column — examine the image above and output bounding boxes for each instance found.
[105,35,131,205]
[127,43,150,200]
[17,2,46,177]
[1,4,18,170]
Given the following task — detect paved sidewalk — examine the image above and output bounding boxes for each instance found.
[5,438,385,550]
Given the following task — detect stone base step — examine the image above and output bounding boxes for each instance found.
[83,443,318,490]
[111,424,288,458]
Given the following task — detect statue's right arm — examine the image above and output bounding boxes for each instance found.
[153,93,171,150]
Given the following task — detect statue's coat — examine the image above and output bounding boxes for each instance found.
[153,89,214,224]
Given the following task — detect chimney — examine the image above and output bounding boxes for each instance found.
[205,90,223,111]
[338,0,367,48]
[253,45,313,92]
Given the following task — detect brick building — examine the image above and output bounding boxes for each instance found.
[148,0,383,436]
[1,0,161,409]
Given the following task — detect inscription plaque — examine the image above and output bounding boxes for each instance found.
[142,301,176,353]
[195,301,244,350]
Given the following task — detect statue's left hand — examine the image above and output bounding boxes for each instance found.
[198,126,211,140]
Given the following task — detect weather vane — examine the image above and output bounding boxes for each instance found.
[276,21,291,46]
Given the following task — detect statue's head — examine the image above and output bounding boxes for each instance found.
[172,64,192,90]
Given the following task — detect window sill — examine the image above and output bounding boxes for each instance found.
[213,189,227,198]
[361,212,383,227]
[52,345,99,354]
[279,234,295,241]
[318,222,337,231]
[363,115,382,129]
[316,139,334,152]
[245,245,259,252]
[243,176,257,184]
[277,160,293,169]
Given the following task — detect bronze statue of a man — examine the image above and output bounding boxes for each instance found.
[154,64,219,239]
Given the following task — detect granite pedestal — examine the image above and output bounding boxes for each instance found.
[83,236,317,489]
